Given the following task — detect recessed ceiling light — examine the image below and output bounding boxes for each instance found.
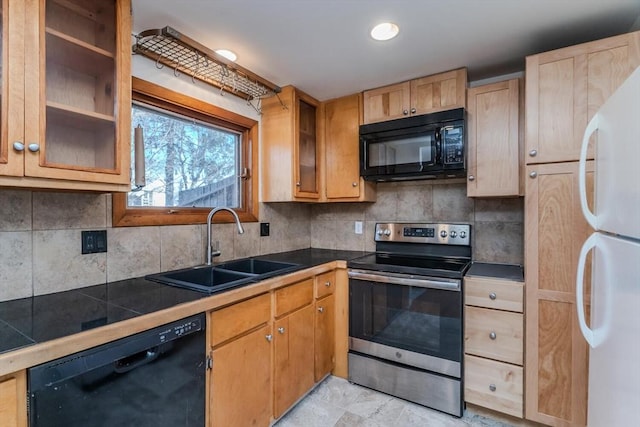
[370,22,399,41]
[215,49,237,62]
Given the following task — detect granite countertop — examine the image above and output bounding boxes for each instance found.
[465,262,524,282]
[0,248,368,355]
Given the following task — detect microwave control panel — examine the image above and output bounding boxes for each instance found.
[441,124,464,165]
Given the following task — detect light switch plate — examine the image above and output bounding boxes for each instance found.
[354,221,363,234]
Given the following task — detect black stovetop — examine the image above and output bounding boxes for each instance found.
[348,252,471,279]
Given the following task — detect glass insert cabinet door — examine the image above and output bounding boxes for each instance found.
[22,0,131,185]
[294,95,319,198]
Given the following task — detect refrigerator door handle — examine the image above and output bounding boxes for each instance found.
[579,114,598,230]
[576,233,612,349]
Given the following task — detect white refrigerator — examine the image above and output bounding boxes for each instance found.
[576,65,640,426]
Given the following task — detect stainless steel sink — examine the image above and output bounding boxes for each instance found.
[145,258,300,294]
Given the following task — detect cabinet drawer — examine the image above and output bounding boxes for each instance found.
[464,354,523,418]
[465,306,523,365]
[315,271,336,298]
[275,279,313,317]
[465,276,523,312]
[211,293,271,346]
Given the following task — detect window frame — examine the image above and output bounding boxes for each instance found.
[112,77,259,227]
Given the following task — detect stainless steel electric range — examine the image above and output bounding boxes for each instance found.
[347,222,471,417]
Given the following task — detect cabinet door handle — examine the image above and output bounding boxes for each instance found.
[265,334,273,342]
[278,327,285,334]
[489,331,497,340]
[529,149,537,157]
[317,306,324,313]
[28,143,40,153]
[489,292,497,300]
[324,281,331,288]
[295,182,301,187]
[529,171,537,179]
[410,107,416,114]
[13,142,25,152]
[403,109,409,115]
[352,182,358,187]
[468,175,475,181]
[489,384,497,392]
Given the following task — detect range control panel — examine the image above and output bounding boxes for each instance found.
[375,223,471,246]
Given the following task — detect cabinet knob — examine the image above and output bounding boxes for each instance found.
[489,384,497,392]
[295,182,301,187]
[317,306,324,313]
[489,292,497,300]
[410,108,416,114]
[403,109,409,115]
[489,331,497,340]
[28,143,40,153]
[12,142,25,152]
[468,175,475,181]
[529,149,537,157]
[529,171,538,179]
[352,182,358,187]
[278,327,285,334]
[324,281,331,288]
[265,334,273,342]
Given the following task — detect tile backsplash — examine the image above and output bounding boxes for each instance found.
[0,182,522,302]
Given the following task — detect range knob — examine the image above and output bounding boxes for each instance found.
[440,230,448,238]
[450,231,458,238]
[384,229,391,236]
[460,231,467,239]
[376,229,384,236]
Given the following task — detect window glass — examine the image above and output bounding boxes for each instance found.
[130,104,241,208]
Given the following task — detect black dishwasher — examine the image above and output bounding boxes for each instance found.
[28,313,206,427]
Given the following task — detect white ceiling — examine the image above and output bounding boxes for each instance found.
[132,0,640,101]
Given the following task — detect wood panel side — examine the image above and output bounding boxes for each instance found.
[0,371,27,427]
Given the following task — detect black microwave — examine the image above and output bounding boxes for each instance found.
[359,108,465,181]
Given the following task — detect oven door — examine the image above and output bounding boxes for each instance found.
[348,269,462,377]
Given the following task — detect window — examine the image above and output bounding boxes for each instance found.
[112,78,258,226]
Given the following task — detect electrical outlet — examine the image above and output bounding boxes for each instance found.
[82,230,107,254]
[260,222,270,237]
[354,221,363,234]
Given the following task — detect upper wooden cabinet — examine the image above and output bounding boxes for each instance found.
[0,0,131,192]
[322,93,375,202]
[525,31,640,164]
[466,79,523,197]
[363,68,467,124]
[261,85,321,201]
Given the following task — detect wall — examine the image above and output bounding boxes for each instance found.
[310,181,524,265]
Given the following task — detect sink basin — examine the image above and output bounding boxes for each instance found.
[146,266,255,294]
[145,258,301,294]
[215,259,300,276]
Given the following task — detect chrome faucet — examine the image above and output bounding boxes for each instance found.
[206,207,244,265]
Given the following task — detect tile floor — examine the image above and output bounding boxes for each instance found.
[274,376,516,427]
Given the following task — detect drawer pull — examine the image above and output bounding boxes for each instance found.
[265,334,273,342]
[278,327,285,334]
[489,292,497,300]
[317,306,324,313]
[489,384,497,392]
[325,281,331,287]
[489,331,497,340]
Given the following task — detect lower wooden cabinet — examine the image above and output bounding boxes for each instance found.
[314,294,335,381]
[273,303,315,418]
[211,324,272,427]
[0,371,27,427]
[210,293,272,427]
[464,274,524,418]
[208,270,339,425]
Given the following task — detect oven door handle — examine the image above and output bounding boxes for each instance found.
[348,269,460,291]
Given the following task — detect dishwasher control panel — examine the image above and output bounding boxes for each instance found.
[159,317,203,342]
